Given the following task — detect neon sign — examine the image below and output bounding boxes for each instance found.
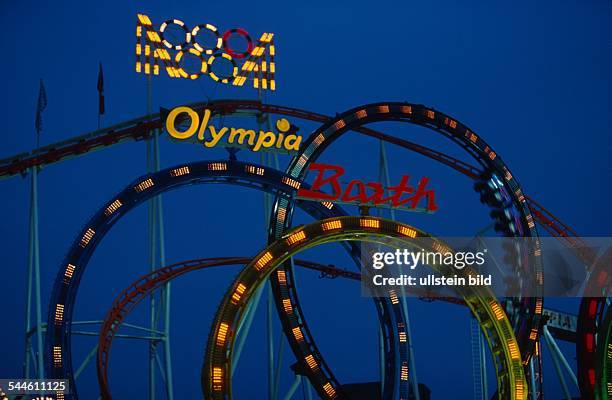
[135,14,276,90]
[165,106,302,152]
[297,163,439,212]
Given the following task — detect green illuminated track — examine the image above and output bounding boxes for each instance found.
[202,216,527,400]
[597,306,612,400]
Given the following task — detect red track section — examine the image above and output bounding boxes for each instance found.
[97,257,357,399]
[97,256,464,399]
[526,195,595,265]
[3,99,598,397]
[576,249,611,400]
[0,99,581,258]
[0,100,479,180]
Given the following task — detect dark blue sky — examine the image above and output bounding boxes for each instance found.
[1,1,611,399]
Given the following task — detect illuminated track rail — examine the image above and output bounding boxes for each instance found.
[98,256,470,399]
[0,98,582,260]
[0,99,578,249]
[0,99,580,256]
[31,100,499,400]
[9,99,592,396]
[203,216,527,400]
[0,99,465,179]
[527,190,603,400]
[97,257,362,399]
[596,305,612,400]
[577,248,612,400]
[44,160,407,399]
[266,103,542,384]
[525,195,594,266]
[0,99,479,181]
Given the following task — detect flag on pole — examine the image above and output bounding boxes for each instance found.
[35,79,47,135]
[97,62,105,115]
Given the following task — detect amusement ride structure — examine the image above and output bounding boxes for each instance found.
[1,98,609,400]
[0,14,609,400]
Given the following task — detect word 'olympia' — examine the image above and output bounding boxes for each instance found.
[165,106,301,152]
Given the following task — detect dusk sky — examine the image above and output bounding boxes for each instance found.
[1,1,611,399]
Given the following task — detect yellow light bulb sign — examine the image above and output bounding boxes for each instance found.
[165,106,302,152]
[136,14,276,91]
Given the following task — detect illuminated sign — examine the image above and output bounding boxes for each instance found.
[135,14,276,90]
[543,309,577,334]
[165,106,302,152]
[297,163,438,212]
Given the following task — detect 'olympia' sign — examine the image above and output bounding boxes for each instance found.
[135,14,276,90]
[165,106,302,152]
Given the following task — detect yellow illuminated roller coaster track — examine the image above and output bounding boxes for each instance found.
[202,216,527,400]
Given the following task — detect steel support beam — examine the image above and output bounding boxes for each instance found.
[380,139,420,400]
[273,331,285,400]
[268,283,275,400]
[232,284,266,375]
[75,344,99,380]
[543,326,578,388]
[145,71,171,399]
[282,375,302,400]
[543,330,572,400]
[529,358,537,400]
[26,165,44,380]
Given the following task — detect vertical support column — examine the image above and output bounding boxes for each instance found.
[480,329,488,399]
[379,140,420,399]
[267,283,275,400]
[377,140,388,397]
[147,142,157,400]
[529,358,537,400]
[23,186,35,379]
[258,132,275,400]
[26,165,44,380]
[145,73,171,400]
[154,126,172,400]
[470,315,484,400]
[257,82,277,399]
[402,299,419,400]
[273,328,285,400]
[146,72,156,400]
[378,139,395,221]
[378,326,385,396]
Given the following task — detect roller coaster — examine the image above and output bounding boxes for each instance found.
[2,99,609,400]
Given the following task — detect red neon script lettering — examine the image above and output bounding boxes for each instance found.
[297,163,438,212]
[296,164,344,201]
